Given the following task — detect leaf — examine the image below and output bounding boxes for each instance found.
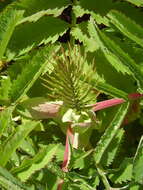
[9,45,59,103]
[95,81,128,99]
[6,16,69,57]
[18,8,66,24]
[15,0,70,17]
[73,149,93,170]
[88,18,143,92]
[0,121,39,167]
[94,103,129,164]
[89,49,136,94]
[109,158,133,184]
[0,106,13,138]
[71,24,98,52]
[0,76,11,105]
[108,10,143,48]
[100,128,124,166]
[0,9,23,59]
[80,0,112,16]
[12,144,59,182]
[0,166,29,190]
[133,136,143,184]
[122,0,143,6]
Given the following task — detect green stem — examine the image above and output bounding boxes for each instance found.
[96,164,111,190]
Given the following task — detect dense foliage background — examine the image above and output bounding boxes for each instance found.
[1,0,143,189]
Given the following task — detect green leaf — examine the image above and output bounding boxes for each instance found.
[0,9,23,59]
[88,18,143,92]
[109,158,133,184]
[15,0,70,17]
[133,136,143,184]
[71,24,98,52]
[9,45,59,103]
[12,144,59,182]
[122,0,143,6]
[100,128,124,167]
[0,121,39,167]
[7,16,69,57]
[73,149,93,170]
[0,166,29,190]
[0,76,11,105]
[0,106,13,138]
[80,0,112,15]
[108,10,143,48]
[95,81,128,99]
[94,103,129,164]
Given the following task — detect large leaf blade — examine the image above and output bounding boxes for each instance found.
[88,19,143,92]
[108,10,143,48]
[94,103,129,164]
[0,9,23,59]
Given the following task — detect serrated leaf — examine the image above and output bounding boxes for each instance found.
[15,0,70,17]
[80,0,112,15]
[0,9,23,59]
[100,128,124,166]
[0,121,39,167]
[94,103,129,164]
[133,136,143,184]
[12,144,59,182]
[108,10,143,48]
[88,18,143,92]
[18,8,66,24]
[10,45,59,103]
[109,158,133,184]
[71,25,98,52]
[0,166,29,190]
[7,16,69,57]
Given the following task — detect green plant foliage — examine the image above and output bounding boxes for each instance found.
[0,76,11,104]
[133,136,143,184]
[0,106,13,138]
[108,10,143,48]
[9,45,59,103]
[0,121,39,167]
[94,103,129,164]
[122,0,143,7]
[88,18,143,93]
[100,128,124,167]
[0,166,29,190]
[15,0,70,17]
[0,9,23,60]
[12,144,60,182]
[6,17,68,57]
[0,0,143,189]
[109,158,133,184]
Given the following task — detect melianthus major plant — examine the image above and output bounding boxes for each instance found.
[1,0,143,189]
